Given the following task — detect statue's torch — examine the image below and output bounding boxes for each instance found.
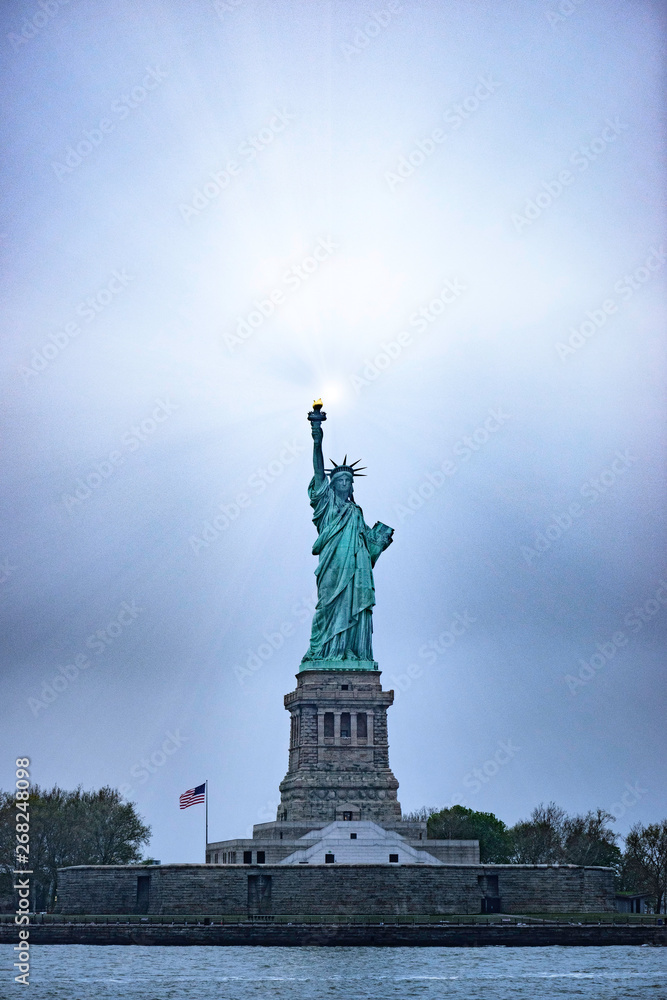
[307,398,327,428]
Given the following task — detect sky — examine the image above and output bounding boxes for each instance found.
[1,0,665,864]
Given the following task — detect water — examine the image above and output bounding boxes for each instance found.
[1,945,666,999]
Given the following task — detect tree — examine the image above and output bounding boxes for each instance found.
[623,820,667,913]
[508,803,621,869]
[0,786,151,911]
[426,805,512,863]
[508,802,566,863]
[402,806,437,823]
[562,809,621,871]
[0,792,17,912]
[79,787,152,865]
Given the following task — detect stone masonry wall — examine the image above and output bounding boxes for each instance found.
[57,864,616,916]
[279,669,402,824]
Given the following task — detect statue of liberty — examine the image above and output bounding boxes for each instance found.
[301,401,394,669]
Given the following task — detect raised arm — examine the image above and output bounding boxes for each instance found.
[311,420,325,485]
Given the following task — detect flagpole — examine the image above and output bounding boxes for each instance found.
[205,779,208,863]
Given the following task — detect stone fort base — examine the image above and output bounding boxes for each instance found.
[56,862,616,917]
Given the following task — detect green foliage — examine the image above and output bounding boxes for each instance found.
[419,801,624,871]
[508,802,567,864]
[562,809,623,870]
[0,786,151,912]
[507,803,621,871]
[427,805,512,863]
[622,820,667,912]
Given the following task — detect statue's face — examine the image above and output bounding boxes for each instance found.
[331,473,353,500]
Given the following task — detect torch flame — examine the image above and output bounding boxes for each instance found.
[313,398,323,409]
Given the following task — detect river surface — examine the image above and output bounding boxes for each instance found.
[1,944,666,999]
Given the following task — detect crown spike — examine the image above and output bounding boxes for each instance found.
[325,454,366,479]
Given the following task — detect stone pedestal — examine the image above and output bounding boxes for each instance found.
[277,668,402,824]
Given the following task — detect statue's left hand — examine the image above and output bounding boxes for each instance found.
[367,522,394,565]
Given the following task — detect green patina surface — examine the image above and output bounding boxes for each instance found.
[300,659,379,672]
[301,407,393,673]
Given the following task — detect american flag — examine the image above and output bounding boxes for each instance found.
[179,783,205,809]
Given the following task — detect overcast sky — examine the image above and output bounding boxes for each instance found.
[1,0,665,863]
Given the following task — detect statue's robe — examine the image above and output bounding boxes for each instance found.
[302,476,378,662]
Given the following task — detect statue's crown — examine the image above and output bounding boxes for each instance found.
[326,455,366,479]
